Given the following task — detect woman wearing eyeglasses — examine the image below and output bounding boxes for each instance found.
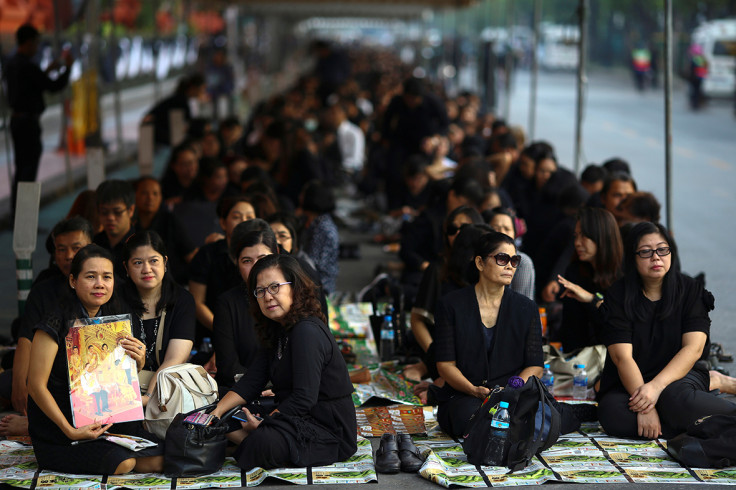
[597,222,736,440]
[210,254,357,469]
[556,207,623,352]
[433,231,544,438]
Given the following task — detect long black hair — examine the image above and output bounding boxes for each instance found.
[622,221,681,322]
[121,230,179,317]
[441,224,492,287]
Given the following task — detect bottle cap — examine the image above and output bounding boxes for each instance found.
[574,363,586,369]
[203,337,211,342]
[544,363,551,369]
[499,401,509,408]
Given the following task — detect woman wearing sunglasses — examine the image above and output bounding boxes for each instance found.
[211,254,356,469]
[597,222,736,440]
[433,231,544,438]
[556,207,623,352]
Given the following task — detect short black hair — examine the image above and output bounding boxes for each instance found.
[16,24,39,45]
[601,171,637,196]
[96,180,135,208]
[602,157,631,176]
[403,77,424,96]
[403,154,429,178]
[230,219,279,261]
[580,164,607,184]
[51,216,94,244]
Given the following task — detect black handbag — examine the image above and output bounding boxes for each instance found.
[463,376,576,471]
[163,403,238,477]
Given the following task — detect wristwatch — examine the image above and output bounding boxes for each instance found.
[592,292,604,303]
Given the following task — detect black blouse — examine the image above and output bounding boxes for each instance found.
[559,262,605,351]
[213,284,259,387]
[598,275,713,395]
[435,285,544,391]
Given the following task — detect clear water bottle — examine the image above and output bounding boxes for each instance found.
[380,314,395,362]
[541,363,555,395]
[573,363,588,400]
[200,337,213,354]
[486,401,511,466]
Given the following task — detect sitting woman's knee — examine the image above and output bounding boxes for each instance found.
[114,458,137,475]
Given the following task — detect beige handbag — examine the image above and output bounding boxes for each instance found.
[144,363,219,439]
[544,344,607,397]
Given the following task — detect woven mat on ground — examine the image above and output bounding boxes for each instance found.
[414,423,736,487]
[0,437,376,489]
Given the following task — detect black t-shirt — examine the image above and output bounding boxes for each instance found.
[188,239,243,310]
[20,274,68,341]
[128,287,196,371]
[598,275,712,395]
[213,284,259,387]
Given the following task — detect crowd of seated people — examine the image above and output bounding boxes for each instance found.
[0,42,735,476]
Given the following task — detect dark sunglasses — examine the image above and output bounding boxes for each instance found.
[635,247,671,259]
[488,253,521,268]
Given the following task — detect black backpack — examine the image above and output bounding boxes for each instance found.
[668,414,736,468]
[463,376,570,471]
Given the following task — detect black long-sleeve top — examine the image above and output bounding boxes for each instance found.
[231,316,354,416]
[6,52,70,115]
[435,285,543,391]
[559,262,605,352]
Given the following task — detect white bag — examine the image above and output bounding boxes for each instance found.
[144,363,218,439]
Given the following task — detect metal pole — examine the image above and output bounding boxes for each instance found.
[503,0,514,120]
[664,0,673,231]
[108,0,124,159]
[573,0,588,174]
[153,0,161,103]
[53,0,74,194]
[528,0,541,140]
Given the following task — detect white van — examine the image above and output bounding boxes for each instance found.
[691,19,736,97]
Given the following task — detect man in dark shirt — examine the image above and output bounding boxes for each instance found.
[93,180,136,277]
[0,217,92,436]
[5,24,72,216]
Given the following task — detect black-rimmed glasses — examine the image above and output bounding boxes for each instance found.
[488,253,521,268]
[253,282,292,298]
[635,247,671,259]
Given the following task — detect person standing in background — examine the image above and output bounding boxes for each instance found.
[5,24,72,219]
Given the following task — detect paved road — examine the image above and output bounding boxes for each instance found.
[507,68,736,366]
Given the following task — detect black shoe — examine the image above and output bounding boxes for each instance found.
[375,433,401,474]
[397,434,423,472]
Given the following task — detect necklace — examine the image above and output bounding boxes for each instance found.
[277,335,288,360]
[139,315,160,366]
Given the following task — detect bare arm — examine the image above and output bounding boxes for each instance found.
[437,361,489,399]
[28,331,111,440]
[629,331,707,413]
[519,366,543,382]
[142,339,193,406]
[189,281,214,330]
[607,343,646,395]
[211,390,247,419]
[11,337,32,414]
[410,310,433,353]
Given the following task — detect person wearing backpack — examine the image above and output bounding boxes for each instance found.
[433,231,544,438]
[597,222,736,440]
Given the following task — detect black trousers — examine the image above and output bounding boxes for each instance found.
[10,114,42,214]
[437,393,483,439]
[598,367,736,439]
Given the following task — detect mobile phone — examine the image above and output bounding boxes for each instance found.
[183,412,215,426]
[232,409,262,422]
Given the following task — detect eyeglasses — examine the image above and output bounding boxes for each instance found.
[635,247,671,259]
[253,282,291,298]
[488,253,521,268]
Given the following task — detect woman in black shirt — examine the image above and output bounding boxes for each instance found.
[211,254,356,469]
[598,222,736,439]
[27,245,163,475]
[434,231,544,438]
[121,231,195,405]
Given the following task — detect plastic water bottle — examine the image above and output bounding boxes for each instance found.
[380,313,395,362]
[200,337,213,354]
[541,364,555,395]
[486,401,511,466]
[573,363,588,400]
